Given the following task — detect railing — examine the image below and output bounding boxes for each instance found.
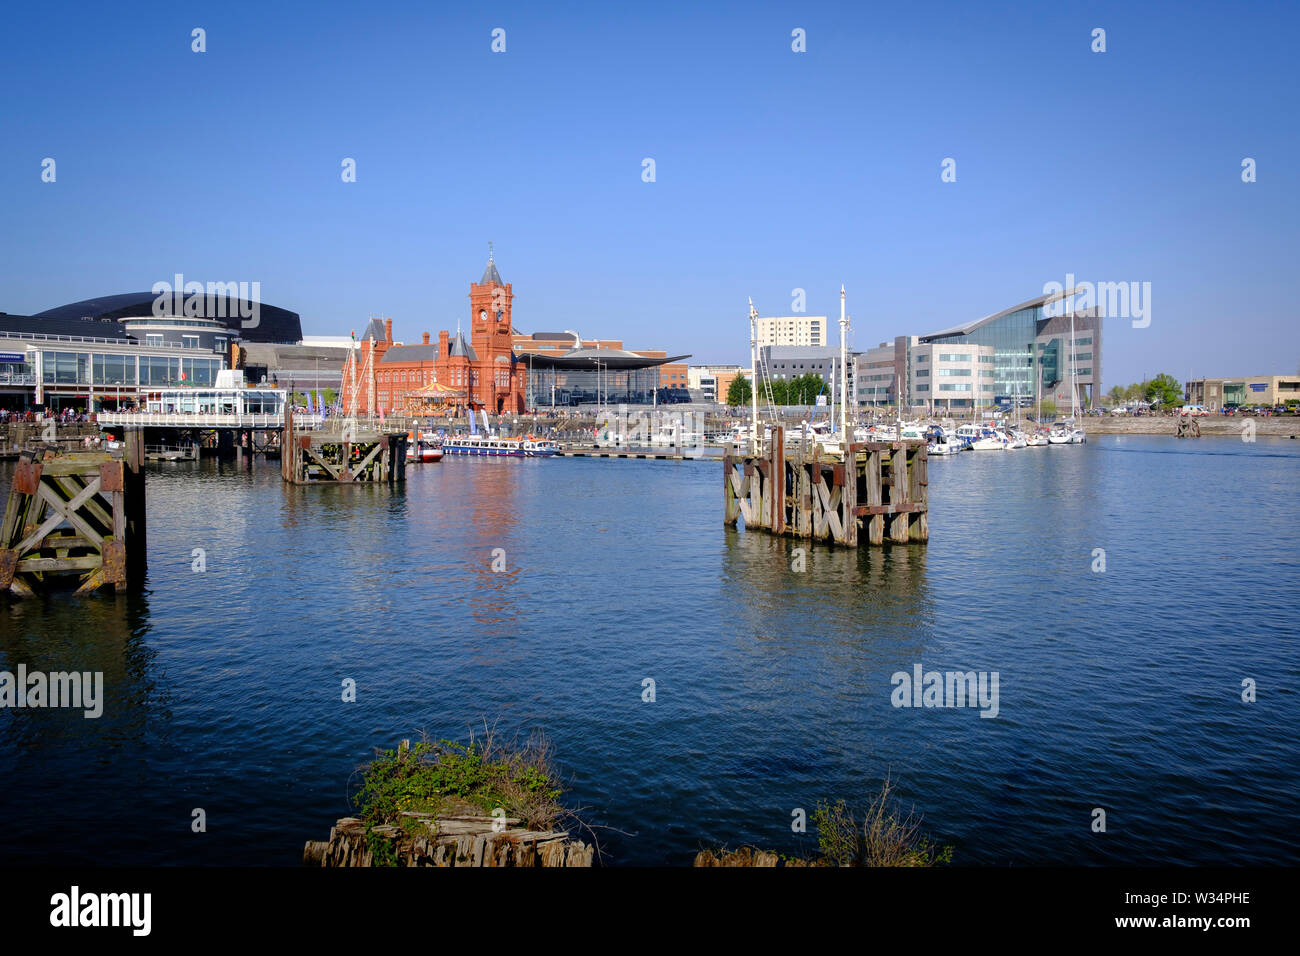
[96,412,323,428]
[0,330,132,345]
[0,372,37,384]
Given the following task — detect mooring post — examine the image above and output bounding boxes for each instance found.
[123,428,147,589]
[770,426,785,533]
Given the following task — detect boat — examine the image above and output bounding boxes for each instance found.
[1058,312,1088,443]
[926,425,961,455]
[1025,431,1049,447]
[407,431,444,463]
[1002,428,1027,449]
[970,426,1008,451]
[898,421,927,441]
[441,434,557,457]
[1047,420,1086,444]
[954,424,981,449]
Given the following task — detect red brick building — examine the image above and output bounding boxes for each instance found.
[341,254,526,416]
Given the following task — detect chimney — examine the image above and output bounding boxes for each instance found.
[438,330,450,358]
[422,331,430,345]
[384,318,393,342]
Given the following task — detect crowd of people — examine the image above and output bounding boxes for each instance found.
[0,407,98,425]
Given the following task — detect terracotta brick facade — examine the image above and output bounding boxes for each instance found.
[341,256,526,417]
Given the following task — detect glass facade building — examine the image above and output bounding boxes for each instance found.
[522,348,691,407]
[916,290,1102,409]
[921,305,1040,403]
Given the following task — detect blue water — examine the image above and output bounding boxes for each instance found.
[1,435,1297,865]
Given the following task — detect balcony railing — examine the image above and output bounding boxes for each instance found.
[96,412,323,428]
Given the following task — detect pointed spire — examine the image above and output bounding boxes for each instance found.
[481,243,503,286]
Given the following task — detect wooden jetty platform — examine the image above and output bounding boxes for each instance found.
[0,431,146,595]
[724,426,928,547]
[279,404,407,485]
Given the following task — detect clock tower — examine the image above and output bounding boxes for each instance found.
[467,247,525,414]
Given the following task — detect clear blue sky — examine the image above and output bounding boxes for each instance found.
[2,0,1296,387]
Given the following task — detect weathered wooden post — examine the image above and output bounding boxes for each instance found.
[123,428,147,589]
[889,442,910,544]
[769,426,785,534]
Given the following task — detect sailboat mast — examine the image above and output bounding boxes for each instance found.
[839,284,848,442]
[748,298,759,454]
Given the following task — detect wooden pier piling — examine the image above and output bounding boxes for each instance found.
[279,402,405,485]
[0,430,146,595]
[724,427,928,547]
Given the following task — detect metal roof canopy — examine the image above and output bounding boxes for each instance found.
[519,349,691,370]
[918,287,1083,341]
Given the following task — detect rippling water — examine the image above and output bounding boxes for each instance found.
[1,435,1297,865]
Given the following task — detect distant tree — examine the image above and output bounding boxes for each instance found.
[769,378,788,405]
[1039,399,1058,419]
[726,375,752,407]
[785,372,826,406]
[1144,373,1182,408]
[1106,385,1124,406]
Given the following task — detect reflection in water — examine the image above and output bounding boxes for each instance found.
[0,438,1297,866]
[0,591,164,753]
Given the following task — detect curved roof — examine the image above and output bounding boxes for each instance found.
[36,291,303,344]
[919,287,1082,342]
[521,348,691,370]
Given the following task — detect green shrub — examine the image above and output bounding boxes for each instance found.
[355,731,564,832]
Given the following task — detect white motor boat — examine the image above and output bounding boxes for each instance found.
[1048,420,1086,444]
[970,426,1008,451]
[926,425,961,455]
[954,424,980,449]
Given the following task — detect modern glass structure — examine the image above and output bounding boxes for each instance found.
[917,288,1102,408]
[521,347,691,407]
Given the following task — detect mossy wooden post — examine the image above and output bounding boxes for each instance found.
[723,452,739,526]
[841,448,858,547]
[908,444,929,542]
[769,426,785,534]
[888,441,910,544]
[866,447,884,546]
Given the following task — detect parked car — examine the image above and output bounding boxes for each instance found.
[1178,404,1209,417]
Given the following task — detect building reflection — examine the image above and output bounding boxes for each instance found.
[0,591,166,751]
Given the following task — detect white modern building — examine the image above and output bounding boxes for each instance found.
[755,315,827,348]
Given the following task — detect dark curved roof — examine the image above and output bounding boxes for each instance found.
[0,312,132,341]
[36,292,302,344]
[522,349,691,370]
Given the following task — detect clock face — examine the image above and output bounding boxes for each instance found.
[479,310,486,321]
